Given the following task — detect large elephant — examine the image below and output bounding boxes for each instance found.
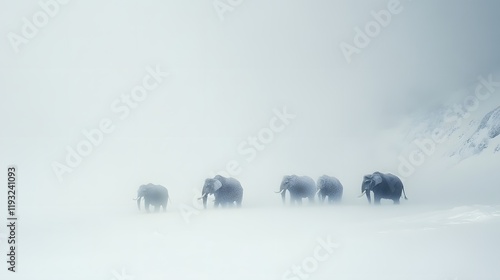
[136,183,169,212]
[276,175,316,205]
[361,172,408,204]
[317,175,343,204]
[199,175,243,209]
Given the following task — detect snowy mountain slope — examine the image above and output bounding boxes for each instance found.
[398,75,500,162]
[456,106,500,158]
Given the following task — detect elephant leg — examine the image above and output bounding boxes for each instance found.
[374,195,381,205]
[328,196,334,204]
[297,198,302,205]
[214,200,220,208]
[145,200,151,213]
[393,198,400,205]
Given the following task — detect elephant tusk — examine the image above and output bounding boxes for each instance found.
[357,191,366,198]
[198,194,208,200]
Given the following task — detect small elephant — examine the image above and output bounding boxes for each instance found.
[276,175,316,205]
[361,172,408,204]
[199,175,243,209]
[136,183,169,212]
[317,175,343,204]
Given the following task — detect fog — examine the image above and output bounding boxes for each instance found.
[1,1,499,279]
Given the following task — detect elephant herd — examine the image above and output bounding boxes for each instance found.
[135,172,408,213]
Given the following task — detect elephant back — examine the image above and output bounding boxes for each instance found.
[225,177,243,190]
[215,175,243,191]
[318,175,342,189]
[298,176,316,190]
[381,173,403,188]
[152,185,168,197]
[330,176,343,189]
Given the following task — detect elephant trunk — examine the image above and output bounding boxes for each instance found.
[137,196,142,210]
[281,190,286,204]
[365,191,372,204]
[202,193,208,209]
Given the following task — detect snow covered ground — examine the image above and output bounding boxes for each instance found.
[1,202,500,280]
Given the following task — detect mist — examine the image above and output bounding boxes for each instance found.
[1,1,500,279]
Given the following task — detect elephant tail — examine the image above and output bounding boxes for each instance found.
[402,185,408,200]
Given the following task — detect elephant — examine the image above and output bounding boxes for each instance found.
[135,183,169,212]
[199,175,243,209]
[317,175,343,204]
[361,172,408,204]
[276,175,316,205]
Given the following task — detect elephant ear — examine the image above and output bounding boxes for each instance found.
[214,175,224,181]
[372,173,383,186]
[363,175,372,184]
[284,177,290,184]
[318,176,326,187]
[213,180,222,191]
